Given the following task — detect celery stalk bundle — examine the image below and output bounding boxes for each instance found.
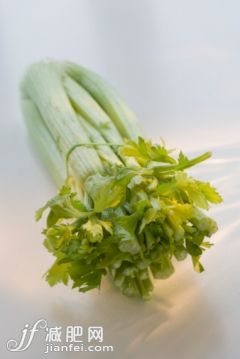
[21,60,222,300]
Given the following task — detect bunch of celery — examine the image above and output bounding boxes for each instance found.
[21,60,222,300]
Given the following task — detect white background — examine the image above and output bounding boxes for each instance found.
[0,1,240,358]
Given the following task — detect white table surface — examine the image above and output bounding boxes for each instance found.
[0,1,240,358]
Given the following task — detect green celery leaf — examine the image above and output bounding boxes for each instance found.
[119,137,175,166]
[45,259,70,286]
[192,256,205,273]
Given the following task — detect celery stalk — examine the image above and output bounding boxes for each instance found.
[63,62,142,140]
[77,115,123,166]
[21,61,104,184]
[21,59,222,301]
[63,75,123,144]
[22,98,66,186]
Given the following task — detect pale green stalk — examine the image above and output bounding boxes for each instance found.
[77,115,123,166]
[64,75,139,167]
[63,62,143,140]
[63,75,123,144]
[22,98,66,186]
[21,61,104,184]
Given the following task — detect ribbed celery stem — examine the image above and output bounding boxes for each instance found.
[63,62,143,140]
[64,74,139,167]
[21,61,104,185]
[77,115,123,166]
[63,75,123,145]
[22,98,66,187]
